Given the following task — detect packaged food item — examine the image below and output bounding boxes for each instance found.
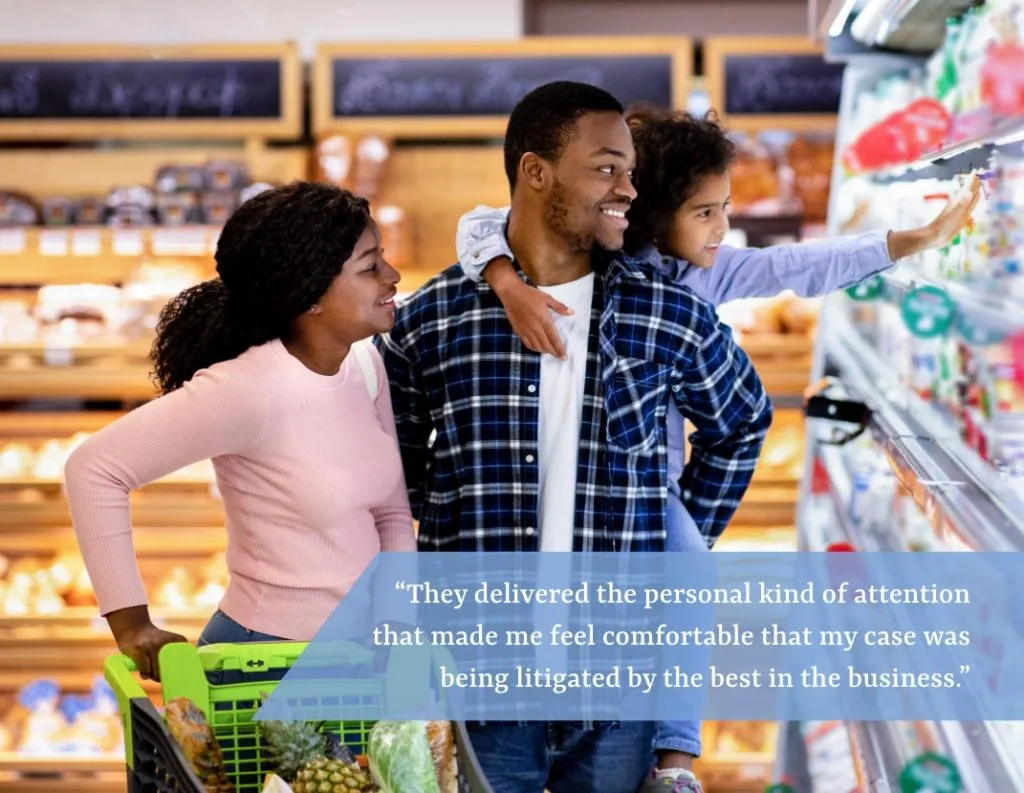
[204,160,249,192]
[201,191,240,226]
[155,165,206,195]
[0,192,39,226]
[73,197,107,226]
[40,197,75,227]
[157,192,203,226]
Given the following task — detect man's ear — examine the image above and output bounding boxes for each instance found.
[518,152,548,191]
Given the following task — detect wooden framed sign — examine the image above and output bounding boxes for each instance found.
[0,43,303,140]
[703,37,845,133]
[313,37,693,137]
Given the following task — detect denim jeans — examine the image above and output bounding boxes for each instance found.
[464,721,655,793]
[656,489,709,758]
[197,609,287,647]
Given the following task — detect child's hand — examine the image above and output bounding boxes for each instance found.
[483,255,574,359]
[500,279,573,360]
[925,173,982,248]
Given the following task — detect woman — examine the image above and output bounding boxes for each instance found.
[64,181,416,681]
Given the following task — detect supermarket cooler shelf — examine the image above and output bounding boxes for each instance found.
[820,307,1024,552]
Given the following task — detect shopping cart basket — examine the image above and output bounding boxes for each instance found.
[104,640,493,793]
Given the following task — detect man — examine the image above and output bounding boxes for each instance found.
[375,81,772,793]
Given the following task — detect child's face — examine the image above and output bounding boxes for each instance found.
[666,171,731,269]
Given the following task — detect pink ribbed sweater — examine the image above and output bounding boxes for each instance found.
[63,339,417,641]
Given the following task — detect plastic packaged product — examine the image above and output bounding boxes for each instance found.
[800,721,859,793]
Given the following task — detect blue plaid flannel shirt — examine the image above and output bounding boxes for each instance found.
[374,250,772,728]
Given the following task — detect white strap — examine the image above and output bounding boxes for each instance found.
[351,341,377,400]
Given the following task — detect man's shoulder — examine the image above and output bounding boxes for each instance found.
[609,253,717,326]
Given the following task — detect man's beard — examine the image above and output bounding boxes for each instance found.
[545,179,604,252]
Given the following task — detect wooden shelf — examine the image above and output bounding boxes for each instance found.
[0,413,124,437]
[0,227,219,286]
[0,365,157,401]
[0,523,224,554]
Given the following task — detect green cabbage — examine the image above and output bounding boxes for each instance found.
[368,721,442,793]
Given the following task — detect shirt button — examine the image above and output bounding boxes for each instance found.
[527,384,537,393]
[683,490,692,500]
[526,454,535,463]
[525,527,535,536]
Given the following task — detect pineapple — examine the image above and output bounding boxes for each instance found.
[259,712,326,781]
[164,698,235,793]
[291,756,377,793]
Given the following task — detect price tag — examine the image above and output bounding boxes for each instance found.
[900,285,956,339]
[846,274,884,301]
[152,227,208,256]
[71,228,102,256]
[899,751,962,793]
[764,785,796,793]
[38,229,69,256]
[113,229,145,256]
[42,341,74,367]
[0,228,26,254]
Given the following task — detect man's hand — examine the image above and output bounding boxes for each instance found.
[107,605,189,682]
[484,256,573,360]
[887,174,983,261]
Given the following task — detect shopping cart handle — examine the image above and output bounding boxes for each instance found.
[103,653,148,704]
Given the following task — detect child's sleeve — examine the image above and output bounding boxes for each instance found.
[455,205,513,282]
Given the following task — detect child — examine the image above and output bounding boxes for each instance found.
[454,107,981,793]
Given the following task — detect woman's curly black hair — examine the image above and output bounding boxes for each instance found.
[150,181,371,394]
[623,106,738,254]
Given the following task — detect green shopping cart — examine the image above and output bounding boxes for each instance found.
[104,640,492,793]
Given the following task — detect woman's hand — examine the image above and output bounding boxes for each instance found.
[107,605,189,682]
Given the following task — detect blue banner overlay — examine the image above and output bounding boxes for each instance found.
[256,552,1024,724]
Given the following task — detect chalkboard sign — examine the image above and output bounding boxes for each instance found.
[723,54,845,115]
[0,45,302,139]
[330,55,674,119]
[0,60,281,120]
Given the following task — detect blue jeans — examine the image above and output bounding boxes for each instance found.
[197,609,286,646]
[464,721,655,793]
[655,489,708,759]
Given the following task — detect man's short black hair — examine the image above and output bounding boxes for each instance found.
[503,80,624,192]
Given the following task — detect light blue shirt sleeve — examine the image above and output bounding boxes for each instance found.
[455,205,513,283]
[668,230,896,304]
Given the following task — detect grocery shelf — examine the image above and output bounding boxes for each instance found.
[869,116,1024,183]
[0,226,218,286]
[849,0,981,52]
[820,306,1024,552]
[0,365,157,401]
[0,523,225,554]
[881,266,1024,341]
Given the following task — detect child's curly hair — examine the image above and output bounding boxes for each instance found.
[623,106,737,254]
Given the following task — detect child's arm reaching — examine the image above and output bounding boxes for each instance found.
[671,175,983,305]
[456,204,573,359]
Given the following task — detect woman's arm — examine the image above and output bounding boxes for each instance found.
[64,364,269,677]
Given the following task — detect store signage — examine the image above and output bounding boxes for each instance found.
[329,55,674,118]
[0,45,301,139]
[313,39,691,136]
[898,751,962,793]
[846,274,884,301]
[722,54,845,116]
[900,285,957,339]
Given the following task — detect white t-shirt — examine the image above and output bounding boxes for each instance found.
[532,272,595,673]
[535,272,595,552]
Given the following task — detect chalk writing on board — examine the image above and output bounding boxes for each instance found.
[0,66,39,116]
[332,56,674,118]
[0,60,282,120]
[724,55,844,115]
